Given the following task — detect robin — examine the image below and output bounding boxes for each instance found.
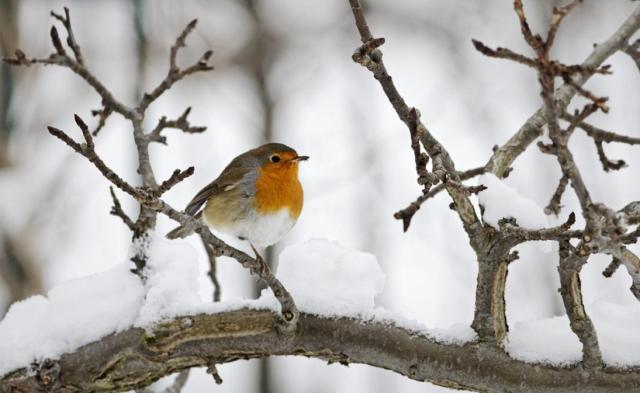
[166,143,308,253]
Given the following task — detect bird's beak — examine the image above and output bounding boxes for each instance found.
[291,155,309,162]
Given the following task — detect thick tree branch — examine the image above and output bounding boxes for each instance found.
[623,38,640,72]
[558,240,603,369]
[3,310,640,393]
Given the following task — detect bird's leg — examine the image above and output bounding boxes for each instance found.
[250,243,269,277]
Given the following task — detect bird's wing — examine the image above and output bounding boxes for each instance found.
[184,165,249,216]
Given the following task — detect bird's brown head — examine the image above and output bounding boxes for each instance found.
[252,143,308,176]
[250,143,308,217]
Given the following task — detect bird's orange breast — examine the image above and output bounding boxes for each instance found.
[254,162,303,219]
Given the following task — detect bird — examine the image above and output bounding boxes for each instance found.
[166,143,308,256]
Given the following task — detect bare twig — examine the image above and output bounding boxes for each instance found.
[138,20,214,112]
[545,0,583,51]
[594,139,627,172]
[545,174,569,215]
[561,112,640,145]
[156,167,195,196]
[498,212,578,243]
[471,39,538,68]
[50,7,84,65]
[148,107,207,145]
[201,235,221,302]
[47,116,139,198]
[91,106,113,136]
[206,363,223,385]
[109,186,137,233]
[602,257,622,278]
[408,108,433,189]
[394,165,486,230]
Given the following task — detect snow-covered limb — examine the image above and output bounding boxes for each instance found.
[3,309,640,393]
[2,238,640,392]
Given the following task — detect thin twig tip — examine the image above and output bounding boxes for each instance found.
[74,114,87,129]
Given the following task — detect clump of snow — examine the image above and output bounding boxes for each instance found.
[428,323,478,345]
[372,307,477,345]
[0,263,144,376]
[135,240,202,327]
[506,314,580,366]
[259,239,385,318]
[477,173,548,229]
[506,300,640,367]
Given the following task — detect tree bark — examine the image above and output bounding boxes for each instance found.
[2,310,640,393]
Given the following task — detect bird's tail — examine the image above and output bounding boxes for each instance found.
[165,212,202,239]
[166,225,193,239]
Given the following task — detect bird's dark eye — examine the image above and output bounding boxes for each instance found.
[270,155,281,163]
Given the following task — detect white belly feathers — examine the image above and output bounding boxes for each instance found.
[204,208,296,248]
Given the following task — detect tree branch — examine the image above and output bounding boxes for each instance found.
[3,310,640,393]
[498,212,578,243]
[393,166,485,231]
[545,173,569,215]
[109,186,137,233]
[558,240,603,369]
[484,5,640,178]
[137,20,214,112]
[623,38,640,72]
[347,0,483,246]
[201,235,221,302]
[148,107,207,145]
[613,247,640,301]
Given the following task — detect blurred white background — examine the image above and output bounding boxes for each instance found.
[0,0,639,392]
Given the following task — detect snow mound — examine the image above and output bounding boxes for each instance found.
[0,263,144,376]
[260,239,385,318]
[477,173,548,229]
[506,301,640,367]
[135,240,201,327]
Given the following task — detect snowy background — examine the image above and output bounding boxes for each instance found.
[1,0,639,392]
